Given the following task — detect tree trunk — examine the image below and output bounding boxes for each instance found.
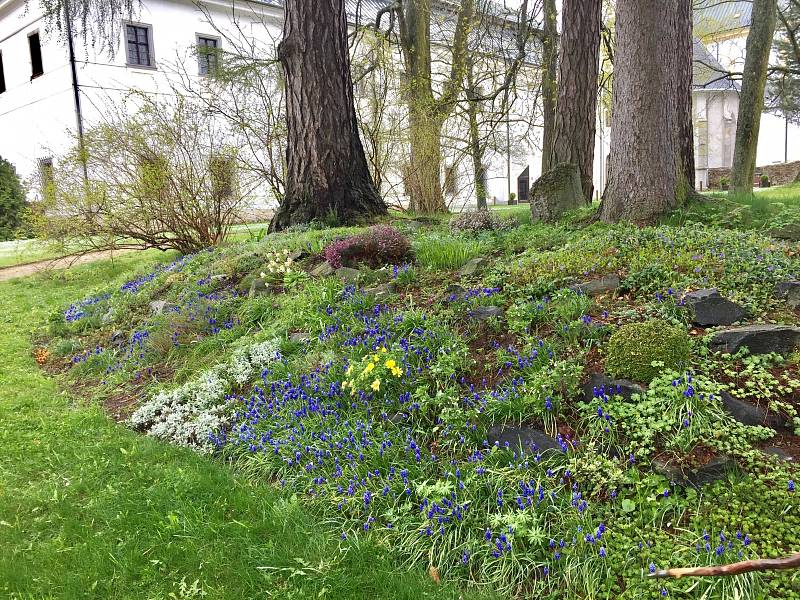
[540,0,558,174]
[599,0,690,223]
[407,108,446,212]
[270,0,385,232]
[398,0,474,213]
[676,0,697,194]
[551,0,601,203]
[731,0,778,197]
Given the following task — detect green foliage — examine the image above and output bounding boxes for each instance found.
[0,155,25,240]
[606,319,691,382]
[412,233,489,270]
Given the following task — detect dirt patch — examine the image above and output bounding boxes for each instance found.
[0,249,137,282]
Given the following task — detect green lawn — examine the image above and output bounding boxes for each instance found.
[0,254,495,600]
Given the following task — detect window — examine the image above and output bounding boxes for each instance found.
[28,32,43,79]
[0,52,6,94]
[126,24,153,67]
[39,158,54,201]
[197,35,220,76]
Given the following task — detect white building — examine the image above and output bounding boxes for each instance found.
[0,0,797,214]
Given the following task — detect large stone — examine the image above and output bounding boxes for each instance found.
[710,325,800,356]
[568,274,620,297]
[653,455,738,487]
[769,223,800,241]
[487,425,561,454]
[249,278,275,298]
[365,282,396,301]
[467,306,505,321]
[720,391,791,430]
[530,163,584,223]
[583,373,646,402]
[774,281,800,309]
[149,300,176,315]
[310,262,335,277]
[289,332,313,344]
[763,446,794,462]
[683,289,745,326]
[443,284,468,303]
[335,267,362,283]
[459,257,488,278]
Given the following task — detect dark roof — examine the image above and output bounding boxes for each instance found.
[693,0,752,36]
[693,37,739,91]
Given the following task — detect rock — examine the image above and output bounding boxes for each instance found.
[404,220,423,230]
[365,282,396,301]
[653,455,737,487]
[487,425,561,454]
[444,284,468,303]
[710,325,800,356]
[288,248,307,261]
[289,332,312,343]
[459,257,488,278]
[530,163,584,223]
[763,446,794,461]
[583,373,646,402]
[467,306,504,321]
[769,223,800,241]
[310,262,335,277]
[568,274,620,297]
[110,330,126,346]
[720,391,791,430]
[687,455,737,487]
[652,457,686,484]
[149,300,175,315]
[249,278,275,297]
[774,281,800,309]
[385,412,406,425]
[335,267,362,283]
[101,309,115,325]
[683,289,745,326]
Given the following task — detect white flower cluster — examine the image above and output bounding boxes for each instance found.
[228,339,281,386]
[130,337,280,452]
[261,248,295,277]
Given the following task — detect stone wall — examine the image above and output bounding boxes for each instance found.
[708,161,800,189]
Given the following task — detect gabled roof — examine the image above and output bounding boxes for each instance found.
[693,37,740,91]
[693,0,753,37]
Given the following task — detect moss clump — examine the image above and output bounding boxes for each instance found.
[605,319,691,383]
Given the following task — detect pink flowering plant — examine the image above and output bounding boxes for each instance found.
[323,225,411,268]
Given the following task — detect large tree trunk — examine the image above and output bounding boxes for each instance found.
[551,0,601,203]
[731,0,778,197]
[540,0,558,174]
[398,0,474,213]
[466,58,488,211]
[270,0,385,232]
[676,0,697,193]
[599,0,691,223]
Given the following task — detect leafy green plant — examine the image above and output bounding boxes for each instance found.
[0,155,26,240]
[605,319,691,383]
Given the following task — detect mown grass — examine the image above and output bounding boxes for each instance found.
[0,253,498,600]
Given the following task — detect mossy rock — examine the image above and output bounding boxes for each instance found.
[530,163,583,223]
[605,319,691,383]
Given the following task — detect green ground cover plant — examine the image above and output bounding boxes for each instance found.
[7,207,800,599]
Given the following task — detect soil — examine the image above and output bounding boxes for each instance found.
[0,249,137,282]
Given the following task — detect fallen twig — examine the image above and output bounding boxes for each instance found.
[650,553,800,579]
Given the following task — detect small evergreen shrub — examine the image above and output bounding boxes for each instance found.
[323,225,410,268]
[0,156,25,240]
[449,210,517,235]
[605,319,691,382]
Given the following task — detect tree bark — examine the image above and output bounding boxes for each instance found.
[731,0,778,197]
[466,57,487,210]
[270,0,386,232]
[398,0,474,213]
[676,0,697,194]
[551,0,601,203]
[540,0,558,174]
[599,0,691,223]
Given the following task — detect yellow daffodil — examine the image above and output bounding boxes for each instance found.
[384,359,397,369]
[380,347,388,353]
[345,365,353,376]
[391,366,403,377]
[364,362,375,374]
[371,379,381,391]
